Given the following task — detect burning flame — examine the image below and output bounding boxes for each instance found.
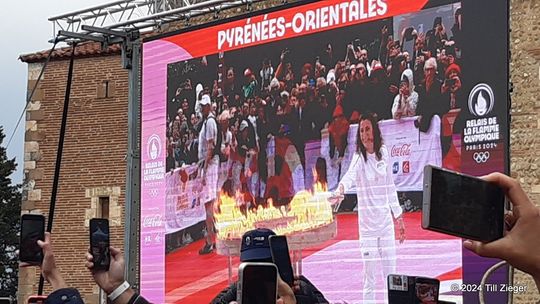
[214,170,334,240]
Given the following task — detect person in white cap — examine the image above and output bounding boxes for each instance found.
[198,94,219,255]
[194,83,204,118]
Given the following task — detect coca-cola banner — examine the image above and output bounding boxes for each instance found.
[378,116,442,191]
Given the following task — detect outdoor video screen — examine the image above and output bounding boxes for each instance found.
[141,0,510,303]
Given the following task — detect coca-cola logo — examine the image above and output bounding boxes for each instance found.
[142,214,163,228]
[391,144,412,157]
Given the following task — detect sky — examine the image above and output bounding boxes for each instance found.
[0,0,108,184]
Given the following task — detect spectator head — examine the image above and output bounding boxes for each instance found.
[400,69,415,94]
[226,67,235,83]
[280,90,290,102]
[358,112,383,161]
[424,57,438,81]
[316,77,327,88]
[270,78,280,92]
[262,58,271,68]
[415,35,425,51]
[326,69,336,84]
[249,103,257,116]
[242,102,250,116]
[218,110,231,128]
[200,94,212,117]
[444,46,456,64]
[357,63,367,80]
[370,63,385,84]
[389,40,401,58]
[302,63,313,77]
[445,63,461,79]
[244,68,255,82]
[315,62,326,78]
[182,99,190,112]
[337,73,349,90]
[403,51,411,63]
[359,49,369,63]
[433,16,443,31]
[239,120,250,138]
[240,228,276,262]
[190,113,198,126]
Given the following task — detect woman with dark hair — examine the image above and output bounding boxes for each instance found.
[336,112,406,303]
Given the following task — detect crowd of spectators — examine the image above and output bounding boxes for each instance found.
[165,10,464,203]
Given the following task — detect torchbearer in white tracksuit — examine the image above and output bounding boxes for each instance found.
[336,112,406,304]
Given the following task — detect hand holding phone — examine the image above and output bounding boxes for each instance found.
[20,214,45,265]
[89,218,110,271]
[237,262,278,304]
[463,173,540,289]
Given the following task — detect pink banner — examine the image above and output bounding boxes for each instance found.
[140,40,193,303]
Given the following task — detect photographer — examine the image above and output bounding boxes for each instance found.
[391,69,418,119]
[425,17,448,58]
[441,63,462,110]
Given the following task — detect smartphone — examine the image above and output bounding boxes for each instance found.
[89,218,110,271]
[422,165,505,242]
[414,277,439,304]
[237,262,277,304]
[269,235,295,286]
[444,78,457,87]
[27,295,48,304]
[19,214,45,264]
[387,274,415,304]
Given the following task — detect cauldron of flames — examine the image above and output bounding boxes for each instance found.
[214,178,335,241]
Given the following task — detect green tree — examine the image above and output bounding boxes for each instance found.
[0,126,22,298]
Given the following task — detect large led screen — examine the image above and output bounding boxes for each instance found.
[141,0,510,303]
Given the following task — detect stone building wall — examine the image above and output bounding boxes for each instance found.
[509,0,540,303]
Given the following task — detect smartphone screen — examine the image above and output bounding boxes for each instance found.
[20,214,45,264]
[269,235,295,286]
[388,274,415,304]
[89,218,110,270]
[414,277,439,304]
[423,166,505,242]
[238,263,277,304]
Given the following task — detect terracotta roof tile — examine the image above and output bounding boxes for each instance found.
[19,42,122,63]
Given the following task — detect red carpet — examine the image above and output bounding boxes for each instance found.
[165,211,459,303]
